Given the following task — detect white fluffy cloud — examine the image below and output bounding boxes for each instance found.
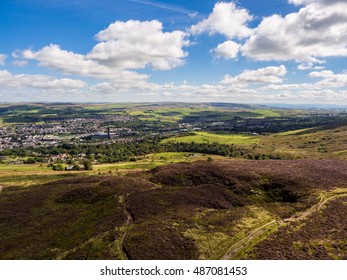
[221,65,287,85]
[21,20,189,83]
[288,0,345,5]
[297,63,325,71]
[242,2,347,63]
[0,54,6,66]
[0,70,86,90]
[309,70,347,87]
[212,40,240,60]
[6,2,347,104]
[262,69,347,100]
[90,20,189,70]
[190,0,347,67]
[22,44,117,79]
[22,44,149,82]
[189,2,252,39]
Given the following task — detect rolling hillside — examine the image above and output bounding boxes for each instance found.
[1,160,346,260]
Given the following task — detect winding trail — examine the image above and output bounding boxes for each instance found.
[55,179,161,260]
[119,184,162,260]
[56,231,110,260]
[221,190,347,260]
[119,192,134,260]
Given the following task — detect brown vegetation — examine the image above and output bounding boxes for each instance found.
[251,196,347,260]
[0,176,153,259]
[0,159,346,259]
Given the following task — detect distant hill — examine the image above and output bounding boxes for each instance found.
[264,103,347,110]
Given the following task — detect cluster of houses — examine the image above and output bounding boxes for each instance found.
[0,115,136,150]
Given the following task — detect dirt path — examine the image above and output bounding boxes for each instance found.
[55,179,161,260]
[56,231,110,260]
[221,190,347,260]
[119,192,134,260]
[119,184,161,259]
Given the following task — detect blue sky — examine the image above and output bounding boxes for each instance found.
[1,0,347,104]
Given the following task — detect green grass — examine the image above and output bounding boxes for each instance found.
[0,163,49,172]
[0,163,89,187]
[0,152,222,186]
[278,128,313,136]
[161,132,261,146]
[127,107,275,123]
[0,173,86,187]
[127,107,208,122]
[333,150,347,155]
[183,206,276,260]
[183,228,230,260]
[255,125,347,159]
[99,162,163,170]
[232,222,279,260]
[253,109,282,118]
[128,110,176,122]
[93,152,224,172]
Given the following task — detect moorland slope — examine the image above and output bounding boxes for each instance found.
[0,160,346,260]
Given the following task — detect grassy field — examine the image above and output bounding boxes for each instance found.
[0,152,224,187]
[183,206,276,259]
[95,152,221,171]
[126,105,284,122]
[256,125,347,159]
[127,106,205,122]
[252,109,282,118]
[0,164,88,187]
[277,128,313,136]
[161,132,261,146]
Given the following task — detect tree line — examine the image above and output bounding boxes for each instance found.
[0,138,286,164]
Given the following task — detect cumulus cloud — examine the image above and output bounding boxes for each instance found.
[288,0,345,6]
[261,69,347,102]
[212,40,240,60]
[0,70,86,90]
[242,2,347,63]
[90,79,200,95]
[309,70,347,87]
[221,65,287,85]
[91,20,189,70]
[20,20,189,85]
[189,1,253,39]
[0,54,6,66]
[9,3,347,104]
[297,62,325,71]
[264,83,318,91]
[21,44,149,82]
[22,44,116,78]
[309,70,334,78]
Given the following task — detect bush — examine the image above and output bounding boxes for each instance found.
[24,158,36,164]
[52,164,64,171]
[72,164,81,171]
[83,160,93,170]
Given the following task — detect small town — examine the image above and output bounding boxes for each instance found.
[0,114,137,150]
